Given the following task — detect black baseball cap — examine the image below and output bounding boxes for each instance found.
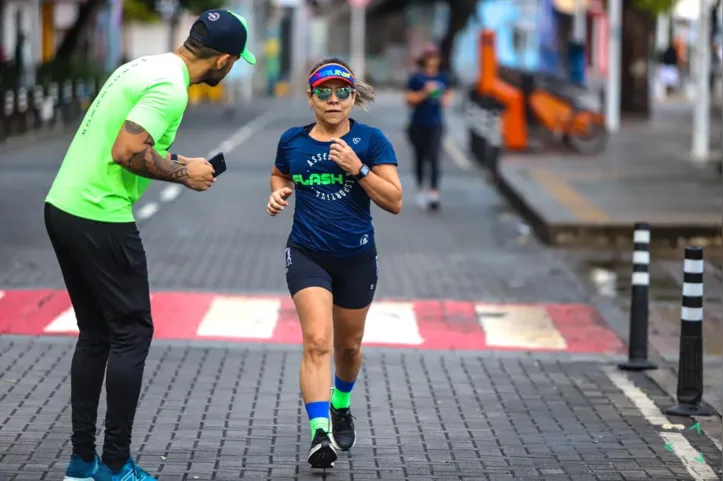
[189,9,256,65]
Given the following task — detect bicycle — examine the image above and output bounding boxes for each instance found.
[528,86,609,155]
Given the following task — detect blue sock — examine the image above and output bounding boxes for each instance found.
[331,375,355,409]
[305,401,329,438]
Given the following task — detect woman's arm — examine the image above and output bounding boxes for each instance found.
[358,164,403,215]
[405,74,429,105]
[441,88,454,108]
[405,89,428,105]
[270,165,294,192]
[328,134,403,214]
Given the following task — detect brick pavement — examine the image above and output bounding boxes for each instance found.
[0,98,592,305]
[0,104,264,288]
[0,337,720,481]
[1,94,721,480]
[123,103,592,304]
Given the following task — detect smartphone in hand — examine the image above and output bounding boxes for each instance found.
[208,152,226,177]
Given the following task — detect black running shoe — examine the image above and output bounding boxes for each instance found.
[307,429,337,469]
[329,404,357,451]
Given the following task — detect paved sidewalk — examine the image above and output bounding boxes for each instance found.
[465,101,722,248]
[0,337,721,481]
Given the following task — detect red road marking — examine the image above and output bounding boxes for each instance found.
[0,290,624,354]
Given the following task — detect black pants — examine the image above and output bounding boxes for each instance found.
[44,203,154,471]
[408,124,444,190]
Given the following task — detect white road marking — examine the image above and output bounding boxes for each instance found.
[136,202,159,220]
[362,302,423,345]
[145,108,281,217]
[476,304,567,350]
[44,307,79,333]
[443,136,475,172]
[159,185,182,202]
[196,296,281,339]
[605,367,718,480]
[711,435,722,452]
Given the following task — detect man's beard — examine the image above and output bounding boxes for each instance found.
[203,67,227,87]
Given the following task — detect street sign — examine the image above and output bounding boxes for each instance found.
[349,0,370,7]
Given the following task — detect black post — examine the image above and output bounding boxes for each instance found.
[618,222,657,371]
[664,246,716,416]
[484,97,504,181]
[466,89,488,169]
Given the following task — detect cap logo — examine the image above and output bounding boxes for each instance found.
[208,12,220,21]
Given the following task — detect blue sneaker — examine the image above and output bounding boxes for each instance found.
[63,453,100,481]
[94,458,157,481]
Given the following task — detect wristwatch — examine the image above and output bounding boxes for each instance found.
[170,153,179,164]
[355,164,370,181]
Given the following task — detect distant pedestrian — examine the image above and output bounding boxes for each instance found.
[44,10,255,481]
[266,58,403,469]
[405,43,453,211]
[659,44,679,97]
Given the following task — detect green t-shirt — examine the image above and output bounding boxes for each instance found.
[46,53,190,223]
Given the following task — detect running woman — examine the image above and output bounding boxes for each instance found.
[266,58,403,469]
[404,43,453,211]
[44,10,255,481]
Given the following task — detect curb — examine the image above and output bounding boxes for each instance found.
[446,129,723,421]
[494,166,722,249]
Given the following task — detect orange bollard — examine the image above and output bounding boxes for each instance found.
[475,29,527,150]
[478,30,496,95]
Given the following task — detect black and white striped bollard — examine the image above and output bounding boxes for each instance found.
[664,246,716,416]
[618,222,657,371]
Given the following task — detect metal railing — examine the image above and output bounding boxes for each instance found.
[0,75,104,142]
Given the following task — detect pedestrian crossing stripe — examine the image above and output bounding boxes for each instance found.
[197,296,281,339]
[0,290,623,353]
[363,302,423,345]
[476,305,568,350]
[42,294,158,335]
[44,307,78,333]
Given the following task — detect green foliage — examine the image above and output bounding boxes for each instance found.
[631,0,677,15]
[35,59,106,84]
[180,0,226,14]
[124,0,160,22]
[127,0,226,22]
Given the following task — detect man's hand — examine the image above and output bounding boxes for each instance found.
[329,137,363,175]
[183,160,215,191]
[180,156,209,166]
[267,187,293,216]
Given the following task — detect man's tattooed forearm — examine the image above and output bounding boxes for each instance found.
[118,146,188,184]
[123,121,155,146]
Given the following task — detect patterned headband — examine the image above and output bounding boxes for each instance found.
[309,63,355,88]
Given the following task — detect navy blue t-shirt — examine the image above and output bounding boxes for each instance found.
[274,119,398,256]
[407,72,450,126]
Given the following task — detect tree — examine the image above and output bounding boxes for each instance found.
[617,0,677,116]
[53,0,225,65]
[53,0,106,62]
[358,0,478,73]
[437,0,479,72]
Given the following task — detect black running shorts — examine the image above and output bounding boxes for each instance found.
[284,240,378,310]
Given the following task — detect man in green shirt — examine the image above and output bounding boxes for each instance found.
[45,10,255,481]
